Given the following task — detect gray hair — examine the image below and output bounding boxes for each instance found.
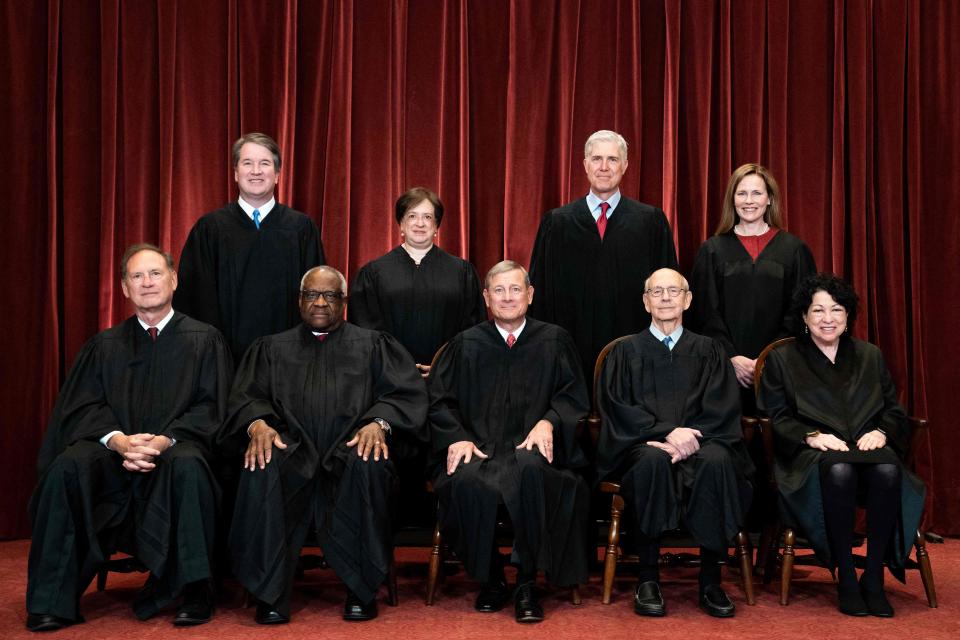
[643,268,689,292]
[301,265,348,295]
[584,130,628,164]
[484,260,531,288]
[232,132,282,171]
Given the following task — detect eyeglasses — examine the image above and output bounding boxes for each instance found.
[645,286,686,298]
[300,290,344,303]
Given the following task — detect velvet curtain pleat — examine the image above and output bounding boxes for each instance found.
[1,0,957,538]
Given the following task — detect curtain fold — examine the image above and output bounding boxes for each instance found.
[2,0,957,538]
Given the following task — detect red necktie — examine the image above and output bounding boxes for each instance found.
[147,327,158,342]
[316,333,327,342]
[597,201,610,240]
[507,333,516,348]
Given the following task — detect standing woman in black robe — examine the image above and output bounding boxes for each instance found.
[349,187,486,376]
[349,187,486,526]
[758,274,925,617]
[689,163,816,412]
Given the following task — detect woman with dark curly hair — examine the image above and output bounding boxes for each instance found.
[689,163,816,411]
[758,273,925,617]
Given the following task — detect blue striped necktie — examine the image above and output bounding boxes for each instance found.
[662,336,673,349]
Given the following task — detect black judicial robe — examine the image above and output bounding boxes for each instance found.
[222,323,428,607]
[174,202,325,363]
[689,230,816,360]
[529,196,677,382]
[597,329,752,551]
[348,245,487,365]
[428,319,590,586]
[758,337,925,578]
[28,313,232,620]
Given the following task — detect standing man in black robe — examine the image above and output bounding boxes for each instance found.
[529,129,677,383]
[429,261,590,624]
[174,132,325,365]
[26,244,232,632]
[223,266,427,625]
[597,268,752,618]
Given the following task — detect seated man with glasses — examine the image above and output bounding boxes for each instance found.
[220,266,428,625]
[596,268,753,618]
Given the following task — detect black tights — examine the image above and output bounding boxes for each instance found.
[820,462,901,590]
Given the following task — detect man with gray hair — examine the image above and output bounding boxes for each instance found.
[597,268,751,618]
[429,260,590,623]
[529,129,677,384]
[221,266,427,625]
[175,132,325,365]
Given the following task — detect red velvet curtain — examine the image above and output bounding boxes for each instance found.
[2,0,958,538]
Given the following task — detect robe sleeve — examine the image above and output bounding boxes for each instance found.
[219,337,286,456]
[527,212,555,323]
[36,337,121,474]
[300,215,325,271]
[357,333,428,441]
[758,348,813,460]
[460,261,488,328]
[164,330,233,454]
[689,242,737,358]
[781,240,817,337]
[346,266,384,330]
[596,341,679,478]
[427,335,473,453]
[653,207,679,270]
[173,218,221,329]
[875,349,910,456]
[543,329,590,468]
[688,340,743,443]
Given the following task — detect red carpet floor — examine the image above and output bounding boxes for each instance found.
[1,539,957,640]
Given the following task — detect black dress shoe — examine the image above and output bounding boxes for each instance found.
[633,581,666,617]
[255,602,290,625]
[699,584,735,618]
[26,613,76,632]
[475,579,509,613]
[343,590,378,621]
[859,577,894,617]
[837,585,870,617]
[514,582,544,623]
[173,581,214,626]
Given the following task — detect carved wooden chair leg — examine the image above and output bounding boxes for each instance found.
[779,528,796,605]
[735,530,756,605]
[570,584,582,605]
[915,529,938,608]
[602,493,624,604]
[425,521,443,605]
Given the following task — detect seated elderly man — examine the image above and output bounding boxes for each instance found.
[222,266,428,625]
[597,268,752,618]
[25,243,232,632]
[428,260,590,623]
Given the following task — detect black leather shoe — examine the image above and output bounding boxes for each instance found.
[343,590,378,621]
[699,584,735,618]
[514,582,544,623]
[633,581,666,617]
[255,602,290,625]
[26,613,76,632]
[173,581,214,626]
[475,579,509,613]
[859,577,894,617]
[837,585,870,617]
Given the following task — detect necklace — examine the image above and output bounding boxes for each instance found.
[735,222,769,236]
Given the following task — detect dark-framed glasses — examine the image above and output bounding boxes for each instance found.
[645,286,686,298]
[300,290,344,303]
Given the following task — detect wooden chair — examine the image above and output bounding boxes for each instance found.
[753,336,937,607]
[588,336,756,605]
[423,343,582,606]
